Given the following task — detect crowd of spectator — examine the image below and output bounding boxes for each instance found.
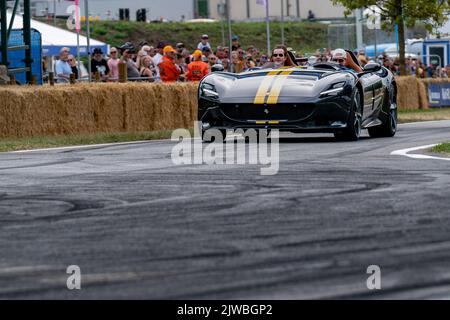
[309,47,450,78]
[53,33,450,83]
[54,34,275,83]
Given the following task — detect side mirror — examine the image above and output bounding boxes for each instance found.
[211,64,225,73]
[363,63,382,73]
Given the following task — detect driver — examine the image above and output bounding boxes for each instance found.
[331,49,362,72]
[261,45,295,69]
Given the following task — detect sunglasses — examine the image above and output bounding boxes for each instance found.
[110,51,117,54]
[273,54,285,58]
[333,58,345,63]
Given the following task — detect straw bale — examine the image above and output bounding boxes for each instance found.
[395,76,421,110]
[0,82,199,139]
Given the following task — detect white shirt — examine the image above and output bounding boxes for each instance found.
[197,42,212,51]
[153,53,164,80]
[153,53,163,66]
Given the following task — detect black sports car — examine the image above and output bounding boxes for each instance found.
[198,51,397,141]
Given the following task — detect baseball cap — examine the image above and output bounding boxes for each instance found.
[163,45,176,54]
[201,34,209,39]
[93,48,103,55]
[232,35,239,41]
[118,42,135,53]
[332,49,347,60]
[192,50,202,59]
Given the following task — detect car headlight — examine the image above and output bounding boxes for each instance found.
[201,83,220,99]
[320,82,346,97]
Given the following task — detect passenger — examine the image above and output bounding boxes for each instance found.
[331,49,363,72]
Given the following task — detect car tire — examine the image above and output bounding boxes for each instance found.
[202,128,227,143]
[368,87,397,138]
[334,90,362,141]
[242,129,271,143]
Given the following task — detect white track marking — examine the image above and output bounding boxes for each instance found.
[7,135,242,154]
[399,120,449,126]
[9,140,163,154]
[391,144,450,161]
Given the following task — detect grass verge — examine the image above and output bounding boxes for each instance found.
[431,143,450,155]
[1,108,450,153]
[398,108,450,123]
[0,130,194,153]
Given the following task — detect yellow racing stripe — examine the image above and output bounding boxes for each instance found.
[266,70,294,104]
[255,121,280,125]
[253,71,280,104]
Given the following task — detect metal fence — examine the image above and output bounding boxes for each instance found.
[327,23,427,51]
[327,24,357,51]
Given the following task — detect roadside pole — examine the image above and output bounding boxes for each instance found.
[281,0,285,45]
[226,0,232,63]
[76,0,81,80]
[355,9,363,50]
[221,0,225,46]
[84,0,91,82]
[53,0,57,26]
[266,0,271,55]
[256,0,271,55]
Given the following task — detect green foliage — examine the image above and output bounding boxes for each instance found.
[332,0,450,32]
[431,142,450,154]
[333,0,450,75]
[34,18,330,54]
[86,21,328,54]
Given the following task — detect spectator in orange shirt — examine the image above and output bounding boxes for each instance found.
[186,50,209,81]
[159,45,181,82]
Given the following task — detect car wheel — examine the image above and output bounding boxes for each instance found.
[202,128,227,143]
[334,90,362,141]
[242,129,271,143]
[368,86,397,138]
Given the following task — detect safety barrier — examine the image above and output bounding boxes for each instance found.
[0,82,198,138]
[395,76,428,110]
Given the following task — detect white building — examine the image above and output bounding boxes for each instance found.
[23,0,349,22]
[205,0,351,21]
[27,0,195,22]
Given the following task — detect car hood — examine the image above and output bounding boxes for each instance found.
[204,69,355,104]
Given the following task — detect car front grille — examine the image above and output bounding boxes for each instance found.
[219,103,316,121]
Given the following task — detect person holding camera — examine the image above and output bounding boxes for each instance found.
[119,43,141,80]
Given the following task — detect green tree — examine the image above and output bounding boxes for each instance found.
[332,0,450,75]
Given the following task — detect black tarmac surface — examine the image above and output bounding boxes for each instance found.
[1,120,450,299]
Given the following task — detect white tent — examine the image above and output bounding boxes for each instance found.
[6,11,108,56]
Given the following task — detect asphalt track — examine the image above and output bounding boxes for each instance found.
[0,120,450,299]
